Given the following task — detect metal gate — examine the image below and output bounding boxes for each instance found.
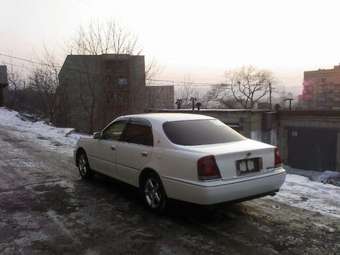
[287,127,337,171]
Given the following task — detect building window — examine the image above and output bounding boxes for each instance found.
[118,78,128,86]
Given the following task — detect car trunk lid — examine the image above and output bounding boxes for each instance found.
[182,139,276,180]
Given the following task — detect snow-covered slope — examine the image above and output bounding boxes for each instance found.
[0,107,88,155]
[0,107,339,218]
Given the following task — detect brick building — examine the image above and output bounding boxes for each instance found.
[55,54,174,132]
[299,65,340,109]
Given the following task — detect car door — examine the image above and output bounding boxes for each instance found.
[90,119,127,178]
[115,118,154,186]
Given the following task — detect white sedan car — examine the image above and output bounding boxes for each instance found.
[74,113,286,212]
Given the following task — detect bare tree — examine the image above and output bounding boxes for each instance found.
[175,76,201,108]
[226,66,274,109]
[176,85,200,107]
[28,50,60,121]
[69,20,142,55]
[203,84,235,108]
[63,20,161,132]
[64,20,138,132]
[6,68,26,109]
[145,57,163,84]
[68,20,159,80]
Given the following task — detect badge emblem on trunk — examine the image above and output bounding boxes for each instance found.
[246,152,252,157]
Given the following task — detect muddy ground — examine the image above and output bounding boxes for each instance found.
[0,127,339,255]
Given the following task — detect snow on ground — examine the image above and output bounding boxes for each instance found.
[285,165,340,185]
[0,107,88,155]
[0,107,340,218]
[270,174,340,218]
[318,171,340,185]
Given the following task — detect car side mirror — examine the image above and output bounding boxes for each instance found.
[93,132,102,139]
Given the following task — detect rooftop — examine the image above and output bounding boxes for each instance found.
[305,65,340,74]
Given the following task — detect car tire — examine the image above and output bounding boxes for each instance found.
[141,172,167,213]
[77,151,93,180]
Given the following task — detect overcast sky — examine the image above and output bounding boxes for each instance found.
[1,0,340,93]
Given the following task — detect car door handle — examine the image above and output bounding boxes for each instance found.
[111,145,116,151]
[141,151,148,157]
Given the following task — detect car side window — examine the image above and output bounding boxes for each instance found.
[120,120,153,146]
[102,120,127,141]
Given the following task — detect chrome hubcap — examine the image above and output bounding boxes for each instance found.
[144,178,162,208]
[78,155,88,176]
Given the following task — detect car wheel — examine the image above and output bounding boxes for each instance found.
[77,152,92,180]
[141,173,167,213]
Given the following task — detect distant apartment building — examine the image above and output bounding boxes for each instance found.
[299,65,340,110]
[55,54,174,132]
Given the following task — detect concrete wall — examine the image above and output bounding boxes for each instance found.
[56,54,174,133]
[56,55,103,132]
[127,56,148,114]
[147,86,174,109]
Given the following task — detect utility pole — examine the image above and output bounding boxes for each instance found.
[190,97,196,112]
[284,98,294,111]
[285,98,294,111]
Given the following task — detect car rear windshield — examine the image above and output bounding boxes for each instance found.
[163,119,245,146]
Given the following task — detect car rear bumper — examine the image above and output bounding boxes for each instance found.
[162,167,286,205]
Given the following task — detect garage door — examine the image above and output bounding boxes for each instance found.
[287,127,337,171]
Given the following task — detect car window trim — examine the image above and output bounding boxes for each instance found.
[101,118,128,141]
[162,119,245,146]
[120,118,154,146]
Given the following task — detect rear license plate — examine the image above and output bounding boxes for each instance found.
[236,158,261,175]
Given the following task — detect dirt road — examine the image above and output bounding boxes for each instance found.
[0,126,339,255]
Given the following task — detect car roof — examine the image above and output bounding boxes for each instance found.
[120,113,215,124]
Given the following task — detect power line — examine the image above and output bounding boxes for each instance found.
[147,79,222,86]
[0,52,60,68]
[0,52,302,90]
[0,52,223,87]
[0,61,28,70]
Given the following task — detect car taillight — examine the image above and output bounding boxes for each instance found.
[197,155,221,181]
[275,147,282,167]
